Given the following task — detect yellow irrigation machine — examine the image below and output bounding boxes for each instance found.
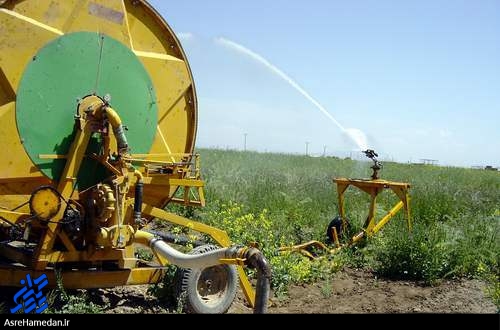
[0,0,411,314]
[0,0,270,314]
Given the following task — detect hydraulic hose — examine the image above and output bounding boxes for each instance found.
[146,230,206,247]
[150,237,241,269]
[134,231,271,314]
[242,248,272,314]
[133,170,143,225]
[104,106,129,154]
[135,231,240,269]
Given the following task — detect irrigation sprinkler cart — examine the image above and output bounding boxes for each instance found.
[280,150,412,258]
[331,177,412,246]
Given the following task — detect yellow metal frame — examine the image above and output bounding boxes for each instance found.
[280,178,411,259]
[0,100,257,308]
[0,0,260,310]
[0,0,199,195]
[334,178,412,244]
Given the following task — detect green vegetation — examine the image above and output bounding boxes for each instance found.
[45,271,105,314]
[135,247,154,262]
[171,149,499,302]
[147,265,180,311]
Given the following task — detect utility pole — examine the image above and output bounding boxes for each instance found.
[244,133,247,152]
[305,142,310,156]
[323,145,327,157]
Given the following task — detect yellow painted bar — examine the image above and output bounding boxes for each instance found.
[371,201,404,235]
[141,205,231,247]
[41,249,124,264]
[406,193,412,230]
[34,123,92,268]
[130,153,193,158]
[365,190,378,232]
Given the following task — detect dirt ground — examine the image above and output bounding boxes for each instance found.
[100,268,497,314]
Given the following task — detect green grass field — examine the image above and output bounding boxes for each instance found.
[171,148,499,303]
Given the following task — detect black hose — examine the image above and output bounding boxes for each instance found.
[147,230,206,247]
[133,182,143,224]
[244,248,271,314]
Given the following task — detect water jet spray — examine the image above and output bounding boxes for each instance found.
[215,37,369,151]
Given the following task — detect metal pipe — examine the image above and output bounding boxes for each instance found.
[103,106,122,127]
[151,238,241,269]
[104,106,128,153]
[135,230,239,269]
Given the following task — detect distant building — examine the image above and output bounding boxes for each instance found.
[412,159,439,166]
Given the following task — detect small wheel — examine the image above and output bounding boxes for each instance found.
[326,216,349,242]
[174,245,238,314]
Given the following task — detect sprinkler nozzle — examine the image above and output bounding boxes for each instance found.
[363,149,383,180]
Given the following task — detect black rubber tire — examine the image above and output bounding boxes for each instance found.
[326,216,349,242]
[174,245,238,314]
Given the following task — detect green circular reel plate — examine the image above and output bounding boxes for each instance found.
[16,32,158,189]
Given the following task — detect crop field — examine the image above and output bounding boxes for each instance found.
[176,148,499,308]
[3,148,497,314]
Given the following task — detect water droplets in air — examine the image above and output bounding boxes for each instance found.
[215,37,369,151]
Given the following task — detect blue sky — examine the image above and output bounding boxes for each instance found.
[149,0,499,168]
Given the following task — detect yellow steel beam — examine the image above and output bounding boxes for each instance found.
[134,50,183,62]
[364,190,379,233]
[141,205,230,248]
[0,8,63,35]
[141,177,204,187]
[40,249,124,264]
[390,186,412,230]
[155,126,176,163]
[35,121,93,269]
[130,153,193,158]
[371,201,404,235]
[56,124,92,200]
